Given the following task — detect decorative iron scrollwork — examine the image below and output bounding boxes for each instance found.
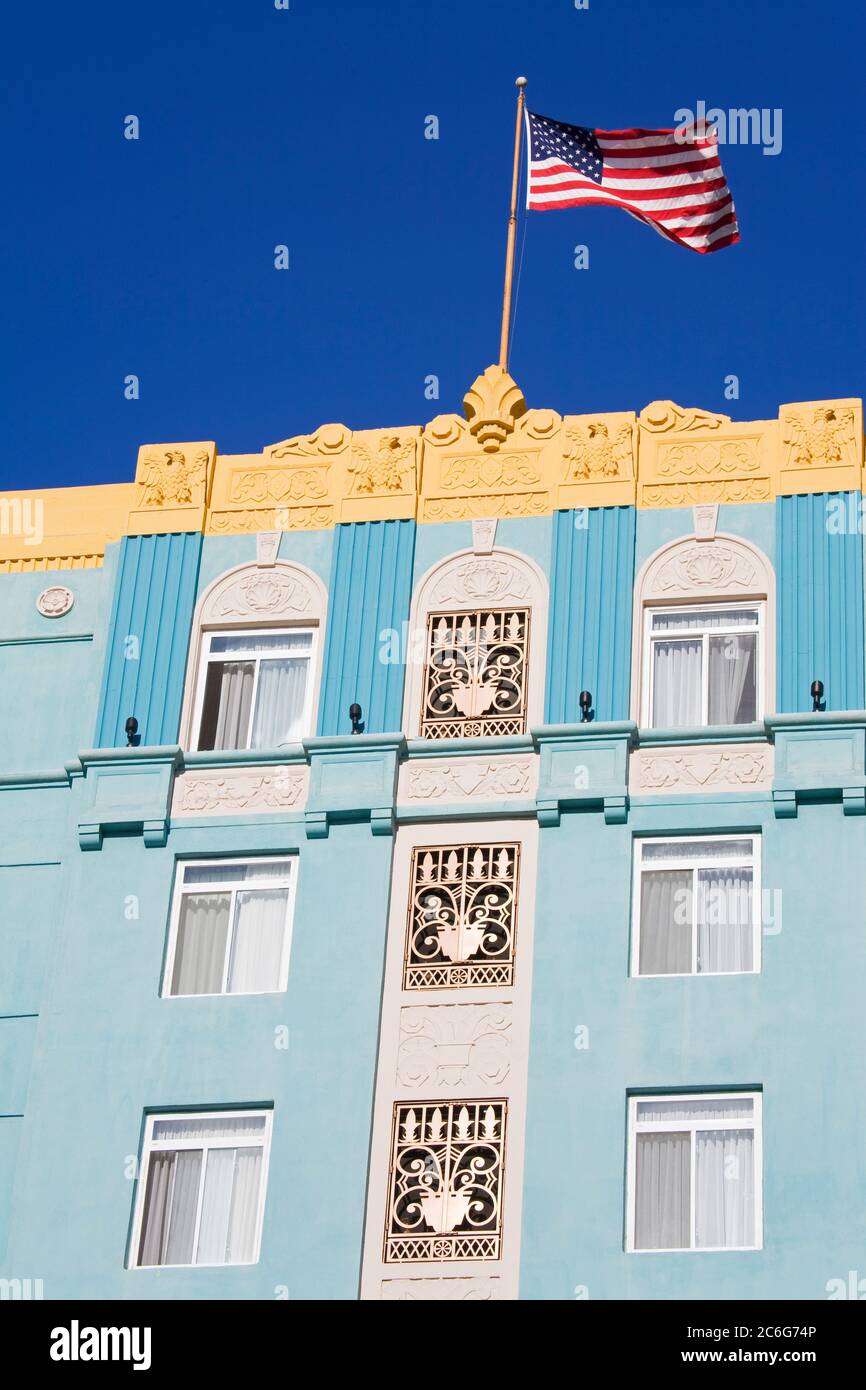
[405,844,520,989]
[385,1101,506,1262]
[420,608,530,739]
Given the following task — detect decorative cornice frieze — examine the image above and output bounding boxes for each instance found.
[0,375,862,564]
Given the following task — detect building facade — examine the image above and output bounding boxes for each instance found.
[0,367,864,1300]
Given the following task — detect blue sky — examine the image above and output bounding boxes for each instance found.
[3,0,864,491]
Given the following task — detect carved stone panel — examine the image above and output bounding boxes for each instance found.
[779,399,863,494]
[399,758,536,804]
[397,1004,513,1090]
[637,400,774,507]
[631,744,772,794]
[172,765,308,816]
[381,1276,500,1300]
[129,441,216,534]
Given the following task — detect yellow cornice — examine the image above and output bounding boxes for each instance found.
[0,371,862,569]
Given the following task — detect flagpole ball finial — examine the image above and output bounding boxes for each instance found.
[516,76,527,88]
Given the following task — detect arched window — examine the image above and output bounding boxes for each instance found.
[179,560,327,751]
[632,534,775,728]
[404,545,549,739]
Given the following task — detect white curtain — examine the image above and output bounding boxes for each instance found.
[171,892,231,995]
[227,1149,264,1263]
[695,1128,755,1248]
[697,867,753,973]
[138,1148,202,1266]
[652,638,702,726]
[708,633,756,724]
[228,887,289,993]
[639,869,692,975]
[251,655,310,747]
[206,662,254,750]
[634,1132,690,1249]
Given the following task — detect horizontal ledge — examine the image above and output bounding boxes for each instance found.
[182,746,306,768]
[405,735,536,758]
[637,723,765,747]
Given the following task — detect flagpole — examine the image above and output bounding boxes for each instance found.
[499,76,528,371]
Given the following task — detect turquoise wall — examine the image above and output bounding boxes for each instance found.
[4,503,866,1299]
[522,792,866,1298]
[94,534,202,747]
[777,493,865,712]
[0,789,391,1298]
[0,564,112,772]
[318,520,416,735]
[546,507,636,723]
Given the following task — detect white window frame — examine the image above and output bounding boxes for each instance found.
[130,1108,273,1269]
[626,1091,763,1253]
[631,834,761,979]
[191,625,318,752]
[162,856,297,998]
[642,601,764,728]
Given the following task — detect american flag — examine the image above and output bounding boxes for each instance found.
[525,110,739,254]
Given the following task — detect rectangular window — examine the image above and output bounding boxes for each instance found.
[164,858,296,997]
[420,609,530,738]
[405,843,520,988]
[195,628,315,751]
[385,1101,506,1262]
[133,1110,272,1267]
[627,1092,761,1252]
[632,836,759,977]
[646,605,761,728]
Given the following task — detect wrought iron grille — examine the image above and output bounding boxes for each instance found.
[405,844,520,989]
[385,1101,507,1262]
[420,609,530,739]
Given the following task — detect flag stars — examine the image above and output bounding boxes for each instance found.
[527,111,603,183]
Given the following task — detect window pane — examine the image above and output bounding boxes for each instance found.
[642,839,753,864]
[708,633,757,724]
[250,657,310,747]
[152,1114,267,1142]
[182,860,293,887]
[636,1098,754,1123]
[137,1150,174,1266]
[638,869,692,975]
[652,609,759,631]
[198,661,254,750]
[227,888,289,993]
[210,632,312,655]
[196,1148,236,1265]
[226,1147,264,1263]
[695,1128,755,1247]
[162,1148,203,1265]
[697,868,754,973]
[634,1132,690,1249]
[651,638,702,726]
[171,893,231,995]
